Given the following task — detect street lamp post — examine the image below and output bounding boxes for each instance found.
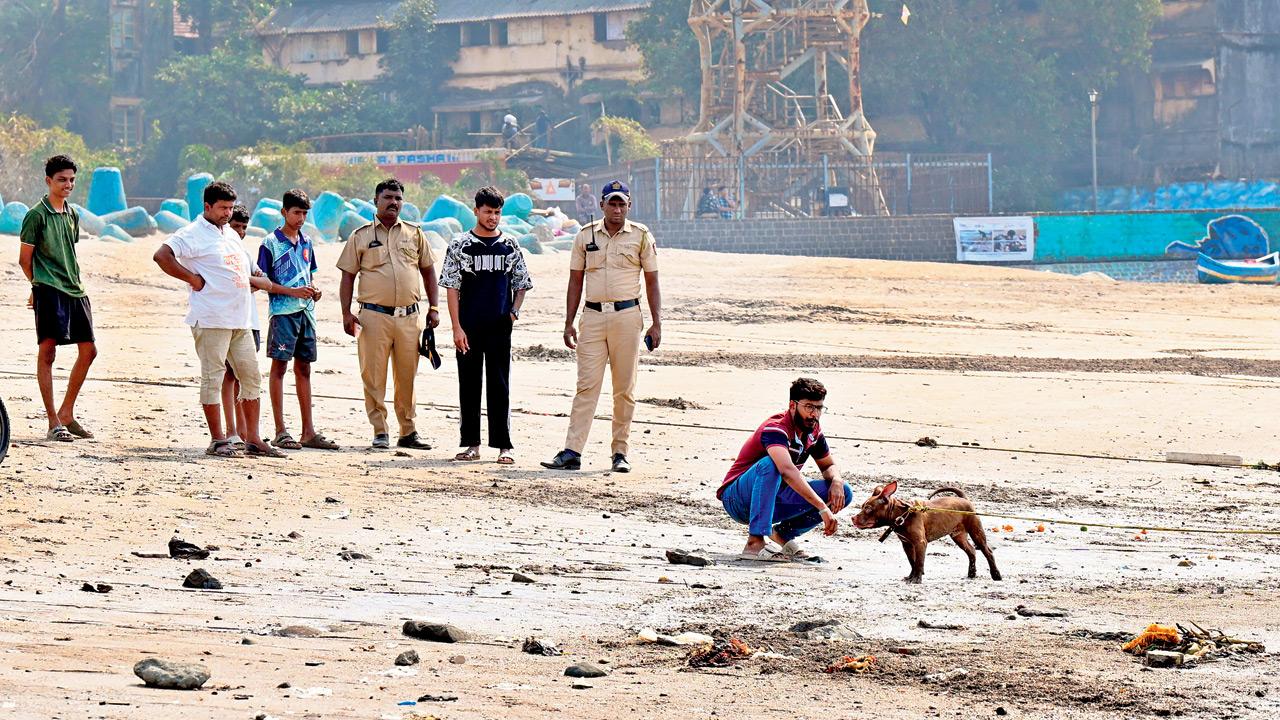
[1089,88,1100,213]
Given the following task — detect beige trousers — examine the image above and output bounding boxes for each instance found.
[357,308,422,437]
[192,326,261,404]
[565,305,643,456]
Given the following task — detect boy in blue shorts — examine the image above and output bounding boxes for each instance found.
[257,189,338,450]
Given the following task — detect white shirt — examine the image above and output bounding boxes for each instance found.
[164,215,256,329]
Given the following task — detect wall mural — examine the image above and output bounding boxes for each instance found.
[1165,214,1278,284]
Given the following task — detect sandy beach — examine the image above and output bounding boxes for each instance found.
[0,235,1277,719]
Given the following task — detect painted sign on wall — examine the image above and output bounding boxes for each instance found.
[954,216,1035,262]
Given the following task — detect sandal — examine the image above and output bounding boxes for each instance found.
[272,431,303,450]
[47,425,74,442]
[780,540,813,560]
[205,440,242,458]
[497,450,515,465]
[246,443,287,458]
[301,433,339,450]
[737,545,791,563]
[453,448,481,461]
[64,420,94,439]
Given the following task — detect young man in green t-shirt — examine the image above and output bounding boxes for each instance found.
[18,155,98,442]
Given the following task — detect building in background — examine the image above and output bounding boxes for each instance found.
[108,0,182,148]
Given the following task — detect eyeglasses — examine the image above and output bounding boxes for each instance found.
[798,402,825,414]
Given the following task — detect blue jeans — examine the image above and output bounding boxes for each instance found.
[721,455,852,541]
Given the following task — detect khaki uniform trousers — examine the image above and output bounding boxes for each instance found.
[357,308,421,437]
[565,305,643,456]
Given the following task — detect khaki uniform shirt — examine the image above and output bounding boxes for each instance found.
[569,219,658,303]
[336,218,434,308]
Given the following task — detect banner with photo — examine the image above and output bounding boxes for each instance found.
[954,216,1035,262]
[529,178,577,202]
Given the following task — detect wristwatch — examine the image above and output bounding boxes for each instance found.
[428,305,439,312]
[511,309,520,320]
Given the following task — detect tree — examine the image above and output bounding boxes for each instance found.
[0,115,121,204]
[175,0,278,53]
[379,0,459,123]
[0,0,110,142]
[591,116,660,163]
[627,0,700,101]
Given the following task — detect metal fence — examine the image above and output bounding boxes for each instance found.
[582,152,993,221]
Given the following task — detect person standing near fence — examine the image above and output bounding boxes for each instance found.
[542,181,661,473]
[439,186,532,464]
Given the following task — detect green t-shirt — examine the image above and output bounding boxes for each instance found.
[20,196,84,297]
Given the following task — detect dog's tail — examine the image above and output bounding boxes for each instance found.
[929,486,967,499]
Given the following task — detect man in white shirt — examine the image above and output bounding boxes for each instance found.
[153,181,300,458]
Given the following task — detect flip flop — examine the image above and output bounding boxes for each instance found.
[497,450,515,465]
[780,540,813,559]
[301,433,339,450]
[205,440,242,458]
[737,546,791,563]
[246,444,287,458]
[272,431,303,450]
[453,448,481,461]
[46,425,74,442]
[64,420,94,439]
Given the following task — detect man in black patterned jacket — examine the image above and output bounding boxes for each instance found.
[439,186,533,465]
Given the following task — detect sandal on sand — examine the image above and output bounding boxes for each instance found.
[453,448,481,461]
[301,433,339,450]
[205,440,242,458]
[47,425,74,442]
[64,420,94,439]
[780,540,813,560]
[272,431,303,450]
[497,450,515,465]
[246,443,287,458]
[738,546,791,563]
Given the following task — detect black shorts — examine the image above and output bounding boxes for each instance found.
[33,285,94,345]
[266,311,317,363]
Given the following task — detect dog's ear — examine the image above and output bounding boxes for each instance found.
[871,485,884,497]
[881,481,898,499]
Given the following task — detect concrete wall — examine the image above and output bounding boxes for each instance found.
[1034,208,1280,262]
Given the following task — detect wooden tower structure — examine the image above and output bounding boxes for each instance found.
[679,0,888,216]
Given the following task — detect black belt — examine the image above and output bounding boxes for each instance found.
[585,299,639,312]
[361,302,418,317]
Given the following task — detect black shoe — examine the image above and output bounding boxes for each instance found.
[540,449,581,470]
[397,432,432,450]
[611,453,631,473]
[372,434,390,449]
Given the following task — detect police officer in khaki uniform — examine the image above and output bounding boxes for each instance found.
[336,178,440,450]
[542,181,661,472]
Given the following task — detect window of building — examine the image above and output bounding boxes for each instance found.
[1158,67,1215,99]
[462,22,491,47]
[593,12,626,42]
[508,18,544,45]
[375,29,390,53]
[111,104,142,148]
[110,9,136,52]
[493,21,508,46]
[346,30,361,56]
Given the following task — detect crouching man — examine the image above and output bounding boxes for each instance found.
[717,377,851,561]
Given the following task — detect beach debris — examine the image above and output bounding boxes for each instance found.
[337,550,370,561]
[564,662,608,678]
[522,637,563,656]
[273,625,325,638]
[639,397,706,410]
[168,537,210,560]
[918,619,966,631]
[1015,605,1068,618]
[637,628,714,646]
[395,650,420,666]
[1121,622,1264,668]
[665,549,711,567]
[80,582,112,593]
[292,687,331,699]
[825,654,877,673]
[449,655,466,664]
[915,436,938,448]
[418,693,458,702]
[379,666,418,677]
[324,496,341,503]
[789,619,862,641]
[1166,451,1242,467]
[922,668,968,683]
[1250,460,1278,471]
[571,682,594,690]
[181,568,222,590]
[403,621,467,643]
[687,638,753,668]
[132,658,210,690]
[511,572,536,583]
[1067,629,1130,642]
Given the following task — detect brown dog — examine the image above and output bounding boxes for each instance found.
[852,481,1001,584]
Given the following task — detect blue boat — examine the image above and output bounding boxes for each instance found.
[1196,252,1279,284]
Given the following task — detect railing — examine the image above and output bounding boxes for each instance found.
[582,152,993,220]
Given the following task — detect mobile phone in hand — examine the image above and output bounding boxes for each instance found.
[644,333,654,352]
